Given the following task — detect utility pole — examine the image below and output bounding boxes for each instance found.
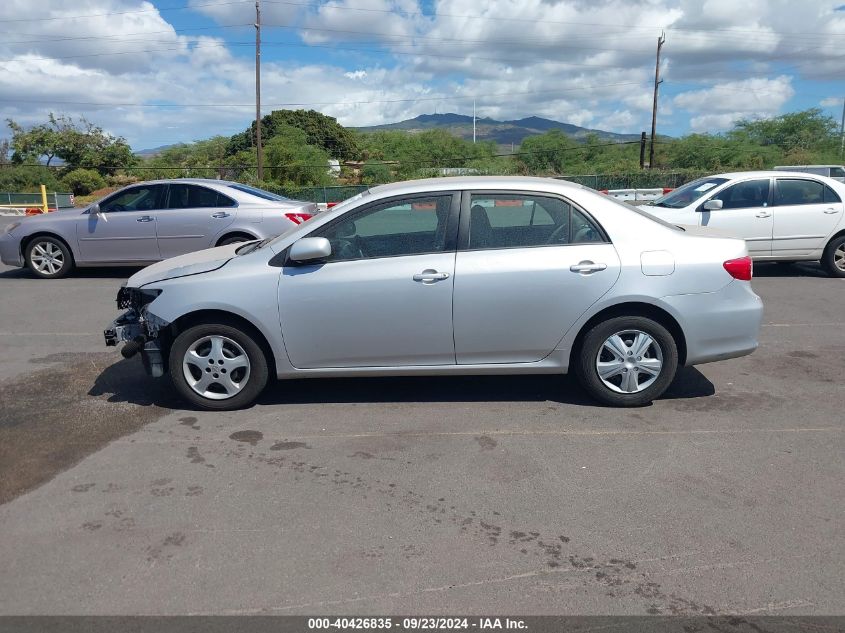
[255,0,264,181]
[639,131,646,169]
[648,32,665,169]
[840,97,844,159]
[473,99,476,144]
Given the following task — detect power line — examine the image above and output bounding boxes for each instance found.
[14,139,643,169]
[0,81,649,108]
[0,0,251,23]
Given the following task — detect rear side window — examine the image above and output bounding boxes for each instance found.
[711,179,770,209]
[775,179,827,206]
[467,193,604,250]
[830,167,845,179]
[167,184,236,209]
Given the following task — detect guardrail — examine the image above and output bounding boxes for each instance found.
[0,187,75,215]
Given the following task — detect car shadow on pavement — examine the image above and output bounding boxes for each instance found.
[89,356,714,409]
[0,266,143,280]
[753,262,831,278]
[88,356,181,408]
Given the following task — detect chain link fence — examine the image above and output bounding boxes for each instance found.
[556,171,711,190]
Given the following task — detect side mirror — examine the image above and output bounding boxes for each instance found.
[289,237,331,263]
[701,199,723,211]
[90,203,101,215]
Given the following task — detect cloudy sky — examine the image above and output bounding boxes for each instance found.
[1,0,844,150]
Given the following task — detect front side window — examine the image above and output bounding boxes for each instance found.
[775,179,830,206]
[830,167,845,179]
[311,195,453,262]
[167,184,236,209]
[710,179,770,209]
[100,185,163,212]
[467,193,604,250]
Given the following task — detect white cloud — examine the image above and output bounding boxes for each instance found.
[821,96,842,108]
[674,75,794,130]
[3,0,844,146]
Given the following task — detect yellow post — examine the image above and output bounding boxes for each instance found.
[40,184,48,213]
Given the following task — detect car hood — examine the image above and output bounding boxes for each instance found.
[128,242,244,287]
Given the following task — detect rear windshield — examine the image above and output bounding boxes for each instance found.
[227,183,290,201]
[603,194,685,231]
[648,177,728,209]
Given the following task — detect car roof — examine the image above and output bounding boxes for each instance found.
[705,170,838,180]
[369,175,588,196]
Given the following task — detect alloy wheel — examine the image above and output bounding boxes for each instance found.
[30,241,65,276]
[182,335,251,400]
[835,243,845,272]
[595,329,664,394]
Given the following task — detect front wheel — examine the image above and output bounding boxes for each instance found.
[576,316,678,407]
[821,234,845,278]
[25,236,74,279]
[168,322,269,410]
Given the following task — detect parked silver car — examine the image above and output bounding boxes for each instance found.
[0,179,317,278]
[104,176,763,410]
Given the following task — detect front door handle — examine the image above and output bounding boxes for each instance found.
[413,269,450,283]
[756,211,772,218]
[570,261,607,274]
[211,212,231,218]
[823,208,839,214]
[136,216,154,223]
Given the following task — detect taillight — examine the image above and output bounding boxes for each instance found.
[284,212,312,225]
[723,256,752,281]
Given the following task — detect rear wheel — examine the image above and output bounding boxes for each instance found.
[168,322,269,410]
[25,236,74,279]
[821,234,845,278]
[576,316,678,407]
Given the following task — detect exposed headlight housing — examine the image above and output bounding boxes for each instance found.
[116,286,162,310]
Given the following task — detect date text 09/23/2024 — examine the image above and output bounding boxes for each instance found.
[308,618,527,630]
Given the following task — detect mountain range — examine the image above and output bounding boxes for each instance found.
[135,114,641,155]
[354,113,641,147]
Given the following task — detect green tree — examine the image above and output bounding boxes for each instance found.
[61,168,106,195]
[263,125,332,187]
[7,114,136,175]
[228,109,359,160]
[517,130,577,173]
[361,159,391,185]
[729,108,838,153]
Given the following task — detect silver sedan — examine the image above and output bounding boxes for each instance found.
[0,178,317,278]
[104,176,763,409]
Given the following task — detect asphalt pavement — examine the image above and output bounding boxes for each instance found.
[0,217,842,615]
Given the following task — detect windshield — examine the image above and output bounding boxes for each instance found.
[648,177,728,209]
[227,183,290,201]
[267,189,372,249]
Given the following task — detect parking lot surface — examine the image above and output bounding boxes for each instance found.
[0,216,842,615]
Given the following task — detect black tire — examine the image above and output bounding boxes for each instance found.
[24,236,74,279]
[821,234,845,278]
[576,316,678,407]
[168,322,269,411]
[217,235,253,247]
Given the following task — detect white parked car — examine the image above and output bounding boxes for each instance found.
[105,176,762,411]
[640,171,845,276]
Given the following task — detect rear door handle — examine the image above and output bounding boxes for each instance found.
[570,261,607,274]
[823,208,839,214]
[413,269,450,283]
[211,212,231,218]
[756,211,771,218]
[136,216,154,223]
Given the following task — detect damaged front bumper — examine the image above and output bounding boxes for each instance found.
[104,286,170,377]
